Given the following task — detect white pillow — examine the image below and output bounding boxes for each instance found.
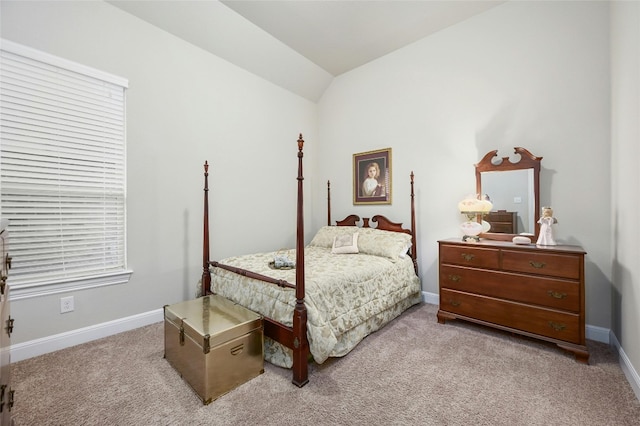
[331,233,359,254]
[398,241,412,258]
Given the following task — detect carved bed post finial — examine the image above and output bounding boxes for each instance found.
[297,133,304,152]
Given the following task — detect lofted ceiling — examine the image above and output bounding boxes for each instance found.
[221,1,505,76]
[108,0,505,101]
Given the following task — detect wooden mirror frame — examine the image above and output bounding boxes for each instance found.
[475,147,543,242]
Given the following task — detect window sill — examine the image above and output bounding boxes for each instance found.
[9,270,133,300]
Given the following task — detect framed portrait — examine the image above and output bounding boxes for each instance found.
[353,148,392,205]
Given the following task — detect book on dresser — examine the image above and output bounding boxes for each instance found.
[437,238,588,363]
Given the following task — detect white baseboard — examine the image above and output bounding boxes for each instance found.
[10,308,164,363]
[585,323,610,344]
[611,332,640,401]
[422,290,439,305]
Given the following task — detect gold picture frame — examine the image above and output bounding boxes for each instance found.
[353,148,392,205]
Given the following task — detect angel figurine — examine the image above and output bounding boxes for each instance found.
[536,206,558,246]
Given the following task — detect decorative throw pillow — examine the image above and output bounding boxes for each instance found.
[356,227,412,262]
[331,233,359,254]
[309,226,360,248]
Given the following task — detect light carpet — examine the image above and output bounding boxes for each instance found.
[11,303,640,425]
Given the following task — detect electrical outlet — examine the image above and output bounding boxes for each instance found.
[60,296,74,313]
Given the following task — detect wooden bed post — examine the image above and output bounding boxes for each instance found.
[327,180,331,226]
[292,134,309,387]
[410,171,418,274]
[202,161,211,297]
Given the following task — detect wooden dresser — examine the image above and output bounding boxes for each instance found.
[485,210,517,234]
[0,221,14,424]
[437,238,588,363]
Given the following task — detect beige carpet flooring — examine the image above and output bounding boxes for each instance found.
[10,303,640,425]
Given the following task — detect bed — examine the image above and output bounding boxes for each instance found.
[201,135,421,387]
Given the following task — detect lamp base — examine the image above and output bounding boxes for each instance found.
[462,235,480,243]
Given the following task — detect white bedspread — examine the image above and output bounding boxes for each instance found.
[209,246,421,367]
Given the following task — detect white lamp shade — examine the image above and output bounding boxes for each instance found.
[460,221,483,236]
[478,199,493,212]
[458,196,493,213]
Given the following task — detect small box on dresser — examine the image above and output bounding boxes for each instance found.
[164,295,264,404]
[437,238,588,363]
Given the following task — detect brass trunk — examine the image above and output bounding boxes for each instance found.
[164,295,264,404]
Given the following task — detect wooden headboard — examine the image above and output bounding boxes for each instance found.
[326,173,418,274]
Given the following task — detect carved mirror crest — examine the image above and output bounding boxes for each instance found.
[475,147,542,241]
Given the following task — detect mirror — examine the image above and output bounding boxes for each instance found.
[475,148,542,242]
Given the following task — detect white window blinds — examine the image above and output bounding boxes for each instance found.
[0,40,131,297]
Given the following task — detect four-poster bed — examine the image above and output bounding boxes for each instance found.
[201,134,420,387]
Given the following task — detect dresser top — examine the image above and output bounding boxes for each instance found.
[438,238,586,255]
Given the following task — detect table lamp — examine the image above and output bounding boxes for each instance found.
[458,195,492,242]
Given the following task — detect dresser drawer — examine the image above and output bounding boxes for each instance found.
[440,265,580,312]
[485,211,516,234]
[440,244,500,269]
[440,289,581,344]
[486,222,513,234]
[486,211,515,222]
[502,250,581,280]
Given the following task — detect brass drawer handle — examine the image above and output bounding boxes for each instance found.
[530,261,546,269]
[547,290,567,299]
[548,321,566,331]
[449,299,461,307]
[5,317,13,337]
[461,253,475,261]
[448,275,461,282]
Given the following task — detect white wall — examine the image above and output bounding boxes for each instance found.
[0,1,318,344]
[611,0,640,395]
[317,1,612,328]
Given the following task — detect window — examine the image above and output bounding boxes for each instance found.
[0,39,131,299]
